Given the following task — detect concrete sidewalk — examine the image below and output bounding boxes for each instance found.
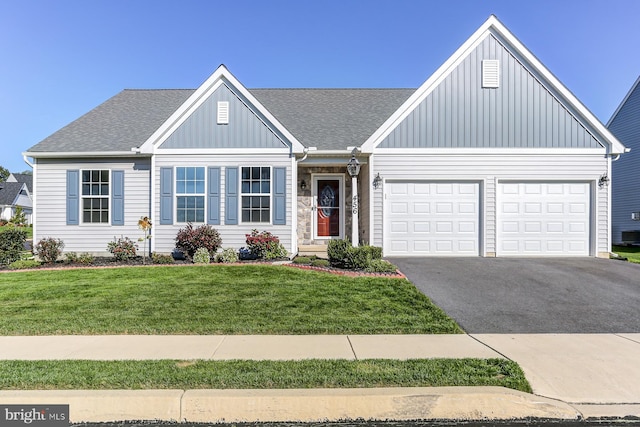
[1,333,639,423]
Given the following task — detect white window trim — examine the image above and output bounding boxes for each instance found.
[175,166,206,224]
[80,168,111,225]
[240,165,273,225]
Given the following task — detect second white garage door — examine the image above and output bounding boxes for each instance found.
[385,181,480,256]
[497,182,591,256]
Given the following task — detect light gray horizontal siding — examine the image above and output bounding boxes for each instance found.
[380,35,602,149]
[160,82,288,150]
[34,158,151,255]
[609,80,640,243]
[372,154,608,255]
[153,154,293,255]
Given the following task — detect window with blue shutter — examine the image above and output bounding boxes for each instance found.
[111,170,124,226]
[66,170,79,225]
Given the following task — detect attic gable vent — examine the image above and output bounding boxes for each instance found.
[217,101,229,124]
[482,60,499,88]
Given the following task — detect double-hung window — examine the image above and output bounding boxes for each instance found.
[81,170,109,223]
[241,166,271,223]
[176,167,205,222]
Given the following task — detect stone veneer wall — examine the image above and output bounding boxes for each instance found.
[297,166,353,246]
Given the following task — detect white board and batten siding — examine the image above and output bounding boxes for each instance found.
[33,158,151,255]
[372,153,609,257]
[153,154,293,255]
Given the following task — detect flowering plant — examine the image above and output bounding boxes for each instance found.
[245,229,287,260]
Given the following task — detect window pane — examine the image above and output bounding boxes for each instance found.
[196,210,204,222]
[177,211,185,223]
[91,184,99,195]
[101,198,109,209]
[186,167,195,180]
[91,170,99,181]
[177,197,185,209]
[83,212,91,222]
[196,167,204,180]
[252,181,260,193]
[251,196,260,207]
[82,184,90,195]
[101,170,109,182]
[242,210,250,222]
[196,197,204,208]
[83,199,91,208]
[242,181,250,193]
[82,171,90,182]
[186,181,195,194]
[252,167,260,179]
[177,167,185,181]
[261,181,270,193]
[92,199,101,209]
[92,212,100,222]
[261,210,270,222]
[101,184,109,195]
[101,212,108,223]
[252,210,260,222]
[196,181,204,194]
[261,196,270,209]
[186,210,195,222]
[186,197,195,209]
[177,182,186,194]
[242,167,250,180]
[261,168,270,180]
[242,196,250,208]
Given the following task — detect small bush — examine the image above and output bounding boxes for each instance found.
[107,237,138,261]
[34,237,65,264]
[327,239,351,267]
[8,259,41,270]
[293,256,312,264]
[245,230,287,260]
[175,223,222,260]
[65,252,79,263]
[345,246,372,270]
[368,246,383,260]
[310,259,330,268]
[365,259,398,273]
[152,253,174,264]
[9,206,27,226]
[215,248,239,263]
[193,247,211,264]
[0,227,27,265]
[65,252,94,264]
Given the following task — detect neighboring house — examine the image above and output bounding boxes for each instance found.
[608,76,640,244]
[24,16,626,258]
[0,173,33,224]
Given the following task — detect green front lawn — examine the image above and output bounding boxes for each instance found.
[0,359,530,392]
[612,245,640,263]
[0,265,462,335]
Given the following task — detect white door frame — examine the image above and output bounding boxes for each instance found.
[312,174,345,240]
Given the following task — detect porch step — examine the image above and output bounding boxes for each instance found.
[297,245,329,259]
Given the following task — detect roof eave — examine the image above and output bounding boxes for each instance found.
[23,151,151,159]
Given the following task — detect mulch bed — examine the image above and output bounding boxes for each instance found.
[0,257,406,278]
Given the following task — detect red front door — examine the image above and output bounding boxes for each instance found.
[316,179,340,237]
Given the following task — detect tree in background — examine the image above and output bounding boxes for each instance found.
[0,166,9,182]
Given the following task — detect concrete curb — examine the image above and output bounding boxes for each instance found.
[0,387,580,423]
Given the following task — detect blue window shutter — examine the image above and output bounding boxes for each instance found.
[208,167,220,225]
[225,167,238,225]
[273,167,286,225]
[111,170,125,226]
[160,167,173,225]
[66,170,79,225]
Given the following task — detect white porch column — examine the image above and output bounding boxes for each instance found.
[351,175,358,247]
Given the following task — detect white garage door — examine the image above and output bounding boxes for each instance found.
[497,182,590,256]
[385,181,480,256]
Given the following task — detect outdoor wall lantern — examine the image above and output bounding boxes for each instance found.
[346,152,361,177]
[300,180,307,190]
[372,173,382,189]
[598,173,609,188]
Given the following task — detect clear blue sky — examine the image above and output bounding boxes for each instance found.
[1,0,639,173]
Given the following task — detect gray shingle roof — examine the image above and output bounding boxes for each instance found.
[27,88,414,153]
[0,182,24,205]
[28,90,194,153]
[10,173,32,192]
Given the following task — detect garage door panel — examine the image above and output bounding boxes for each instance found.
[385,182,480,256]
[498,182,590,256]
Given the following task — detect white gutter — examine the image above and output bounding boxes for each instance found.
[22,154,33,168]
[24,151,150,158]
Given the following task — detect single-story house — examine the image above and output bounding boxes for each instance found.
[607,76,640,244]
[0,173,33,225]
[24,15,627,258]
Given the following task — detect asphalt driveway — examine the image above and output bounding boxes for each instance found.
[391,257,640,333]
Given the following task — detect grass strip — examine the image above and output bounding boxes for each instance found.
[612,245,640,264]
[0,265,462,335]
[0,359,530,392]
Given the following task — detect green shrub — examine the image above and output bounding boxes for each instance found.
[368,245,383,260]
[151,253,174,264]
[327,238,351,267]
[8,259,41,270]
[107,237,138,261]
[34,237,65,264]
[345,246,372,270]
[175,223,222,260]
[65,252,94,264]
[365,259,398,273]
[245,230,288,260]
[9,206,27,226]
[65,252,79,263]
[310,259,330,268]
[215,248,239,263]
[193,247,211,264]
[0,227,27,265]
[293,256,311,264]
